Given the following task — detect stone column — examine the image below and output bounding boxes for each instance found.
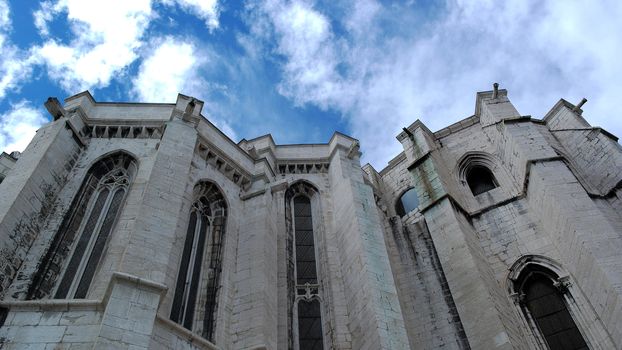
[271,182,290,350]
[423,198,514,349]
[328,148,409,350]
[410,148,516,349]
[118,96,199,284]
[93,272,166,349]
[231,190,278,350]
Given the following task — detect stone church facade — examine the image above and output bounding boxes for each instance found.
[0,86,620,349]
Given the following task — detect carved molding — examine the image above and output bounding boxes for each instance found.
[277,162,329,175]
[82,125,164,140]
[553,275,572,294]
[195,142,252,190]
[295,283,321,303]
[509,292,526,305]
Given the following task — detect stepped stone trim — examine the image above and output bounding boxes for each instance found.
[195,140,253,190]
[276,161,329,174]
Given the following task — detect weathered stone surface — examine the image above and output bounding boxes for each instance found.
[1,88,621,349]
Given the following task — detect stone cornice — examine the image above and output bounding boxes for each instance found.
[195,138,254,191]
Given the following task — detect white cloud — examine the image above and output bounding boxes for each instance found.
[33,0,154,92]
[254,0,345,109]
[131,36,236,141]
[0,101,48,153]
[33,1,64,37]
[250,0,622,168]
[0,0,10,30]
[0,42,35,100]
[0,0,36,100]
[131,37,205,102]
[29,0,222,93]
[162,0,220,31]
[0,1,42,153]
[211,118,237,141]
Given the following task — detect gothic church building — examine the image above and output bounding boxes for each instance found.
[0,86,621,349]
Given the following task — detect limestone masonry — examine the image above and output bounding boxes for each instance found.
[0,86,621,349]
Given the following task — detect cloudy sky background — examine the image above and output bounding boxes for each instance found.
[0,0,620,168]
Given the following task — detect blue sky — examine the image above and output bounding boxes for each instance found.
[0,0,620,168]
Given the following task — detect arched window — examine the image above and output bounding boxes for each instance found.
[466,165,497,196]
[510,259,588,350]
[286,182,325,350]
[457,152,501,197]
[521,274,587,349]
[170,181,227,342]
[395,188,419,217]
[294,195,323,349]
[27,152,137,300]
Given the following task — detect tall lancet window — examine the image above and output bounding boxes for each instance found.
[171,181,227,342]
[286,182,325,350]
[523,275,587,349]
[509,257,590,350]
[27,152,137,300]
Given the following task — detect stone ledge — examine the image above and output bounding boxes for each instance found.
[155,315,220,350]
[240,188,266,201]
[0,272,167,312]
[109,271,168,292]
[0,299,102,312]
[551,127,619,142]
[102,271,168,306]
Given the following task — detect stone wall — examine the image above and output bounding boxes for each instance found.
[0,302,104,349]
[0,272,169,350]
[1,89,621,349]
[0,153,16,181]
[329,149,410,350]
[368,87,622,349]
[385,213,470,349]
[0,118,82,297]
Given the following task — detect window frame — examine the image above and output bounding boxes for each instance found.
[171,209,211,330]
[465,165,498,196]
[456,152,504,198]
[507,255,614,350]
[395,187,420,217]
[285,181,329,350]
[42,152,136,300]
[291,194,325,350]
[170,181,227,342]
[55,182,128,299]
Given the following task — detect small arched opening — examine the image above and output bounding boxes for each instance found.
[395,188,419,217]
[466,165,497,195]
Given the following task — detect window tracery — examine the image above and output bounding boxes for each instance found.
[170,181,227,342]
[27,151,137,300]
[508,256,590,350]
[286,181,325,350]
